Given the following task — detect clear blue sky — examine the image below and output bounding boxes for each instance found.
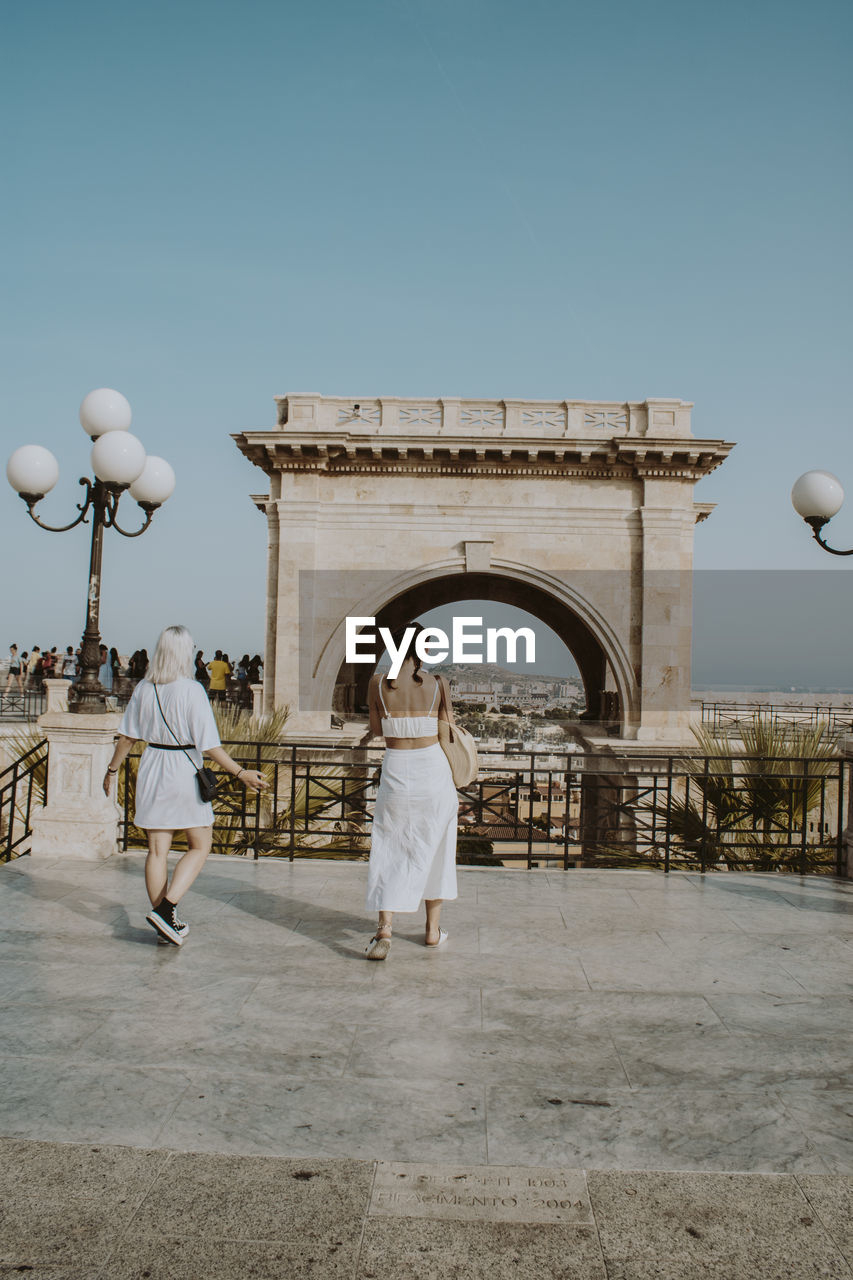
[2,0,851,681]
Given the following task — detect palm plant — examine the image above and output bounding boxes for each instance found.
[647,721,840,872]
[197,706,373,858]
[232,755,374,860]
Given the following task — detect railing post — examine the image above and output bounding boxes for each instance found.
[664,754,673,874]
[837,738,853,880]
[799,758,809,876]
[288,744,297,861]
[121,755,131,851]
[254,741,261,859]
[837,758,847,878]
[700,755,710,874]
[4,760,18,862]
[527,752,535,869]
[563,754,571,870]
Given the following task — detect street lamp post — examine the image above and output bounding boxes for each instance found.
[794,468,853,881]
[6,388,175,712]
[791,470,852,556]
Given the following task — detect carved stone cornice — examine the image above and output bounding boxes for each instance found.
[233,431,733,481]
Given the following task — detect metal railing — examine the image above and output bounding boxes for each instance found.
[701,701,853,735]
[117,742,848,875]
[0,739,48,861]
[0,690,46,722]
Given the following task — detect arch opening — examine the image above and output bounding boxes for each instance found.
[331,571,624,732]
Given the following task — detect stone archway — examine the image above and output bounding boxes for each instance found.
[321,563,635,732]
[235,393,733,744]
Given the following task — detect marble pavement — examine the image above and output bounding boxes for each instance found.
[1,855,851,1278]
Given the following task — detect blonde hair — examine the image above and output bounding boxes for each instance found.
[145,625,194,684]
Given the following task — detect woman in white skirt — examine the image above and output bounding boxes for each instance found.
[363,624,459,960]
[103,625,267,945]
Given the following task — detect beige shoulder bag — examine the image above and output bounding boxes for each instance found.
[436,679,479,786]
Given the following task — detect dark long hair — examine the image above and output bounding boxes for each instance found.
[385,623,426,687]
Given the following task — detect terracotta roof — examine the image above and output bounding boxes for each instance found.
[467,822,551,841]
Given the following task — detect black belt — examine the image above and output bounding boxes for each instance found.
[148,742,194,751]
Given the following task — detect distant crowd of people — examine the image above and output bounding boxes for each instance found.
[4,643,79,692]
[4,642,262,708]
[192,650,263,707]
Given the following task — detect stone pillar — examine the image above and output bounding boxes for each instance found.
[29,711,123,860]
[270,471,329,735]
[251,684,264,717]
[263,486,281,717]
[636,479,695,743]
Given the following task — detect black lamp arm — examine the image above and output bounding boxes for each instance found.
[22,477,94,533]
[805,516,853,557]
[108,506,155,538]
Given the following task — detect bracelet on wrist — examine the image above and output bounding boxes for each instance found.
[107,768,118,775]
[236,768,244,780]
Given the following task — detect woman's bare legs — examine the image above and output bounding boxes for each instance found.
[364,909,393,959]
[166,827,214,903]
[370,902,444,946]
[425,898,443,945]
[145,830,173,906]
[145,826,214,907]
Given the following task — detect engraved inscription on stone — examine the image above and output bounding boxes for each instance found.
[369,1163,592,1225]
[61,755,92,797]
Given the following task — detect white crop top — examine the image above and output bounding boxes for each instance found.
[378,674,440,738]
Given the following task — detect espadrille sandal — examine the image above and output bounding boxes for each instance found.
[365,929,392,961]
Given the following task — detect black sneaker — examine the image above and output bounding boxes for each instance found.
[146,900,184,946]
[156,917,189,943]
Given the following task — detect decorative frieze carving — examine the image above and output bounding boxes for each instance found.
[583,408,629,432]
[399,404,442,429]
[268,395,696,442]
[336,402,380,426]
[521,406,566,433]
[460,405,505,431]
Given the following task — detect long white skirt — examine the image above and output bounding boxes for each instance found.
[366,743,458,912]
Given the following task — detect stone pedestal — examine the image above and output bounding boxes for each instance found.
[43,678,70,714]
[251,684,264,717]
[281,725,367,748]
[29,711,123,860]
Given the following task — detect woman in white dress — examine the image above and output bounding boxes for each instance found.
[363,624,459,960]
[103,625,267,945]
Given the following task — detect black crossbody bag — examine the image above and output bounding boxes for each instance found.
[153,684,221,803]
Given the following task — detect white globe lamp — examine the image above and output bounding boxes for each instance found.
[6,445,60,501]
[129,456,176,509]
[791,470,844,521]
[90,431,146,489]
[79,388,132,439]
